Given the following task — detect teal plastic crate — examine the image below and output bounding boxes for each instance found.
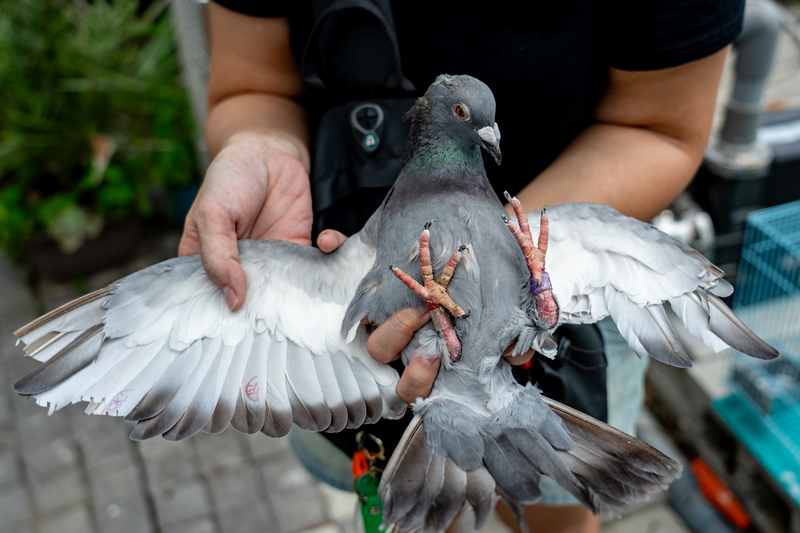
[715,200,800,503]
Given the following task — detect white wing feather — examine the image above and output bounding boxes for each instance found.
[13,232,405,440]
[525,203,777,366]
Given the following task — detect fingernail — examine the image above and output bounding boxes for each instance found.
[414,349,440,366]
[223,286,238,310]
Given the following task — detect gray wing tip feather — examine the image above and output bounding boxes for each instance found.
[14,287,109,338]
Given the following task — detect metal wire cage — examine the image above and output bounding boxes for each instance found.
[732,199,800,355]
[726,199,800,461]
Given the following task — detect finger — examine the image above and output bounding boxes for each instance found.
[195,210,248,311]
[396,348,440,406]
[367,308,431,363]
[502,341,535,366]
[317,229,348,253]
[504,350,535,366]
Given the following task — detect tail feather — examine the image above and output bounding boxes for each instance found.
[380,415,434,522]
[505,428,595,511]
[482,434,542,505]
[545,398,681,515]
[423,459,467,533]
[545,398,680,480]
[464,468,497,530]
[380,396,681,532]
[404,453,446,528]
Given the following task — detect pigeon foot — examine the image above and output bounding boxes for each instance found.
[389,223,469,361]
[503,192,559,330]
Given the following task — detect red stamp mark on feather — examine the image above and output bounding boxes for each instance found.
[245,376,260,402]
[101,389,132,415]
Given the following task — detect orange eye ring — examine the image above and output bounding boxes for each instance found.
[453,103,470,121]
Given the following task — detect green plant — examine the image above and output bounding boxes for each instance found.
[0,0,197,257]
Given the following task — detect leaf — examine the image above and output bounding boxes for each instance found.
[0,0,199,259]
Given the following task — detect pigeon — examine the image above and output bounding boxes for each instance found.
[12,74,778,531]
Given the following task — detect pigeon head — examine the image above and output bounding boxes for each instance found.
[405,74,502,167]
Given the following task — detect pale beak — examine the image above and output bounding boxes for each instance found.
[477,123,502,165]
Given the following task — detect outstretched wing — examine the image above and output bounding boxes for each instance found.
[527,203,778,367]
[13,232,406,440]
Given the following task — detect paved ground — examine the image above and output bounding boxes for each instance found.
[0,231,691,533]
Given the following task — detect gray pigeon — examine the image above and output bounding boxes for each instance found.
[13,74,778,531]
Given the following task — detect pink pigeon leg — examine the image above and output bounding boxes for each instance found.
[390,222,471,361]
[503,216,542,281]
[389,266,429,301]
[431,307,461,361]
[502,194,559,330]
[504,191,532,239]
[537,207,549,269]
[388,264,469,318]
[436,245,467,289]
[419,222,435,285]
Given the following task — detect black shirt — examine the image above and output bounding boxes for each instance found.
[213,0,743,197]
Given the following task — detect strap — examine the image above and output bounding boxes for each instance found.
[301,0,416,93]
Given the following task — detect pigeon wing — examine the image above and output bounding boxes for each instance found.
[13,232,406,440]
[527,203,778,367]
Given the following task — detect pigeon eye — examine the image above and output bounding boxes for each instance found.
[453,104,470,121]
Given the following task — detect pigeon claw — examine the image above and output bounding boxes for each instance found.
[391,226,470,361]
[504,193,559,330]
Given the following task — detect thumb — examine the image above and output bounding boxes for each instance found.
[317,229,348,253]
[396,348,440,406]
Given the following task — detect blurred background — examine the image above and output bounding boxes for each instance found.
[1,1,800,532]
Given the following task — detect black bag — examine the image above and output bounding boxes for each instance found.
[301,0,417,239]
[309,97,416,238]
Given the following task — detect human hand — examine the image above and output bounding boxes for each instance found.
[179,133,313,311]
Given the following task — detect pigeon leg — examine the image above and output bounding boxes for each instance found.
[436,245,468,289]
[419,224,469,318]
[503,193,559,330]
[389,223,471,361]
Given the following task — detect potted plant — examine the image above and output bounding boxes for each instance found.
[0,0,197,279]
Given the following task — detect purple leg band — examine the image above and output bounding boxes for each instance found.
[530,272,553,295]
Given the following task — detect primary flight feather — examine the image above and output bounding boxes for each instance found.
[13,74,777,531]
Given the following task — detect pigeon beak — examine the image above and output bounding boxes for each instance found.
[477,123,502,165]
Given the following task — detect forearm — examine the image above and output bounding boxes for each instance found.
[205,5,310,168]
[206,93,311,171]
[512,47,727,222]
[513,121,702,222]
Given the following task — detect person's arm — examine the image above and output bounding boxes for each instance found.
[204,6,309,163]
[511,46,729,222]
[180,5,313,311]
